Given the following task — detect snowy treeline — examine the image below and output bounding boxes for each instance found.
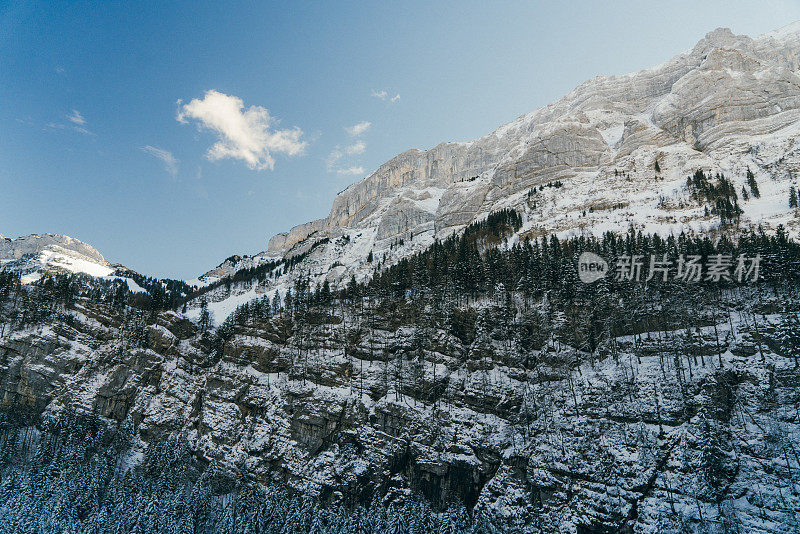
[1,223,800,532]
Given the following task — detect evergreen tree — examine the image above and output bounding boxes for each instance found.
[198,298,211,333]
[746,168,760,198]
[776,312,800,367]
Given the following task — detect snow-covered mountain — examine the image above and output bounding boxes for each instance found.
[191,23,800,324]
[0,233,118,283]
[6,22,800,534]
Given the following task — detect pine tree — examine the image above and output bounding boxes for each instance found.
[698,416,731,501]
[746,168,760,198]
[790,185,798,209]
[776,312,800,367]
[198,298,211,333]
[320,279,331,306]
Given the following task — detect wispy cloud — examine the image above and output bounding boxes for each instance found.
[327,119,371,178]
[45,115,94,136]
[345,121,371,136]
[345,140,366,155]
[67,109,85,125]
[326,143,367,177]
[326,148,344,171]
[372,89,400,103]
[336,166,365,176]
[141,145,179,176]
[177,89,307,171]
[326,149,364,176]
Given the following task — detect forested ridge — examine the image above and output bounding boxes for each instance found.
[1,217,800,533]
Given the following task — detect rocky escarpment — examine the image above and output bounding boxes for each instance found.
[262,25,800,259]
[2,292,799,532]
[193,24,800,326]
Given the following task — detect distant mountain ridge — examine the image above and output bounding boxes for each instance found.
[0,233,116,283]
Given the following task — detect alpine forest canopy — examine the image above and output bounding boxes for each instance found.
[2,214,800,532]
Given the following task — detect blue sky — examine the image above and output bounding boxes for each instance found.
[2,1,800,279]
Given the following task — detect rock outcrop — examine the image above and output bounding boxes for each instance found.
[263,25,800,258]
[2,291,799,532]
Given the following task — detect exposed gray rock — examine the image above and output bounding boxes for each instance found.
[2,297,799,532]
[262,25,800,261]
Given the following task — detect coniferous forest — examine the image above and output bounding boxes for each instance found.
[2,216,800,532]
[0,409,494,534]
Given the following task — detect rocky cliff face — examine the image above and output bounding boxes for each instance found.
[194,24,800,325]
[2,288,799,532]
[265,25,800,255]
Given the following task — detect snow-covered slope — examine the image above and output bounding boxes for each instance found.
[0,233,116,283]
[193,23,800,324]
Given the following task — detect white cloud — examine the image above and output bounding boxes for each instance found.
[141,145,179,176]
[45,119,94,136]
[177,89,306,171]
[372,89,400,103]
[327,119,370,177]
[337,166,364,176]
[326,147,344,170]
[68,109,85,125]
[326,146,366,177]
[345,140,366,155]
[345,121,371,137]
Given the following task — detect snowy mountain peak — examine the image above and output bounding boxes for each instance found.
[0,233,115,283]
[191,21,800,324]
[761,20,800,41]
